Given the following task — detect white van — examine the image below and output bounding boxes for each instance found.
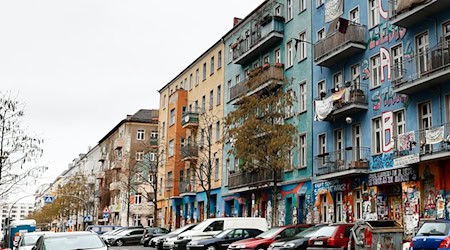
[178,217,268,241]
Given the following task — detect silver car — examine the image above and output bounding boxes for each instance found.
[17,231,54,250]
[31,231,107,250]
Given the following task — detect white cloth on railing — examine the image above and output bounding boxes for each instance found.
[315,96,334,121]
[324,0,343,23]
[398,131,415,151]
[425,126,445,144]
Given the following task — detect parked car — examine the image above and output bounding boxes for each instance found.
[17,231,54,250]
[267,225,327,250]
[187,228,263,250]
[229,224,311,250]
[175,218,269,250]
[102,225,143,236]
[140,227,170,246]
[102,227,145,246]
[410,220,450,249]
[307,223,354,249]
[154,223,198,250]
[32,231,107,250]
[86,225,122,235]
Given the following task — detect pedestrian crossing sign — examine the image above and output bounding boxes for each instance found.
[44,195,54,204]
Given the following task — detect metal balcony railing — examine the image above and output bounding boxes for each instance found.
[179,182,195,194]
[388,0,450,28]
[150,137,158,146]
[181,111,199,128]
[314,23,366,66]
[392,42,450,94]
[181,145,199,160]
[229,65,284,101]
[228,169,282,189]
[315,147,370,176]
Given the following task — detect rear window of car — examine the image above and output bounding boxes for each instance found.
[312,226,338,237]
[44,234,105,249]
[417,222,450,236]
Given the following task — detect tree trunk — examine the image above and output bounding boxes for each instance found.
[271,169,279,228]
[206,190,211,219]
[153,201,158,227]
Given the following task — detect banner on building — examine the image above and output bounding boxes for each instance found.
[398,131,415,151]
[324,0,344,23]
[425,126,444,144]
[368,166,418,186]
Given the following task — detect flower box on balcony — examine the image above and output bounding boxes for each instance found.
[350,160,368,168]
[274,62,284,68]
[262,63,270,69]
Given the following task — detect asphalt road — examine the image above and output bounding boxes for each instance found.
[110,245,148,250]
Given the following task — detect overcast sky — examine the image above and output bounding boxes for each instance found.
[0,0,264,200]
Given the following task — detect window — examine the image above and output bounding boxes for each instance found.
[318,80,325,98]
[208,90,214,110]
[299,82,307,112]
[298,32,307,61]
[416,32,429,74]
[394,109,405,137]
[194,100,199,112]
[183,78,187,89]
[333,72,343,89]
[275,5,281,16]
[318,134,327,155]
[151,131,158,139]
[214,158,220,180]
[202,95,206,112]
[169,108,175,126]
[189,74,193,90]
[206,220,224,231]
[208,125,213,143]
[287,0,293,20]
[168,139,174,157]
[203,63,207,80]
[370,54,381,88]
[391,44,403,80]
[286,89,295,117]
[317,28,325,41]
[195,68,200,86]
[136,151,144,161]
[210,56,215,74]
[161,122,166,138]
[316,0,324,7]
[286,41,293,67]
[216,121,221,142]
[200,129,205,147]
[275,49,281,63]
[167,172,173,188]
[368,0,380,28]
[235,74,241,85]
[372,117,382,154]
[149,152,156,162]
[228,44,233,63]
[288,148,294,168]
[351,64,361,87]
[443,22,450,44]
[352,124,362,160]
[135,193,142,205]
[299,134,306,168]
[335,192,343,222]
[137,130,145,140]
[419,101,432,130]
[163,95,167,110]
[334,129,344,161]
[263,55,269,64]
[299,0,306,12]
[218,50,222,68]
[349,7,359,23]
[355,190,363,220]
[227,80,232,100]
[217,85,221,105]
[321,195,328,223]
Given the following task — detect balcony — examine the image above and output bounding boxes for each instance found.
[314,23,366,67]
[96,172,105,179]
[150,137,158,147]
[389,0,450,28]
[316,82,368,122]
[181,145,199,161]
[179,182,195,196]
[228,169,283,189]
[229,65,284,102]
[232,16,285,65]
[181,112,199,129]
[114,138,124,150]
[315,147,370,180]
[109,181,121,191]
[392,42,450,95]
[111,161,122,170]
[98,152,106,162]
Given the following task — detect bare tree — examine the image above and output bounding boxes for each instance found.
[0,92,46,199]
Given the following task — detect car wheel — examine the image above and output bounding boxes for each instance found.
[207,246,216,250]
[256,246,265,250]
[144,240,150,247]
[116,239,124,246]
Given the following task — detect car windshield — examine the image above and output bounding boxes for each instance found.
[215,229,233,238]
[295,226,324,238]
[312,226,337,238]
[256,228,281,239]
[192,221,211,231]
[20,235,41,246]
[171,224,193,235]
[106,228,123,235]
[43,234,105,249]
[417,222,450,236]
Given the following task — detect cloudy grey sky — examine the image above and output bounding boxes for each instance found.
[0,0,264,197]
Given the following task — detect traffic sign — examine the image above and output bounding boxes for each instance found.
[102,206,110,214]
[103,212,109,218]
[43,195,54,204]
[84,215,93,222]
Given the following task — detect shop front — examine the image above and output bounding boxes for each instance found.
[280,182,312,226]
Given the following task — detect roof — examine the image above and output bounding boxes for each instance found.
[43,231,96,238]
[98,109,159,144]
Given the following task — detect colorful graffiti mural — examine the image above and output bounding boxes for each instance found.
[371,85,410,110]
[368,21,407,50]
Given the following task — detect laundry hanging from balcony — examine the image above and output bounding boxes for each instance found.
[425,126,444,144]
[398,131,416,151]
[324,0,343,23]
[314,88,347,121]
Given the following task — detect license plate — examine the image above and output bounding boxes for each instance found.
[314,241,324,245]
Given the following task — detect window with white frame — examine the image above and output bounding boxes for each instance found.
[168,139,174,157]
[149,152,156,162]
[333,72,343,89]
[286,41,294,67]
[203,63,207,80]
[355,189,363,220]
[189,74,193,90]
[275,49,281,63]
[391,44,403,80]
[319,134,327,155]
[263,55,270,64]
[334,129,344,161]
[202,95,206,112]
[299,81,307,112]
[286,89,295,117]
[288,148,294,168]
[244,68,250,79]
[210,56,215,74]
[351,64,361,87]
[137,129,145,140]
[443,22,450,44]
[216,121,221,142]
[370,54,381,88]
[416,32,429,74]
[169,109,175,126]
[298,32,307,61]
[133,214,141,226]
[209,90,214,110]
[214,158,220,180]
[287,0,293,20]
[317,0,324,7]
[317,28,325,41]
[196,68,200,85]
[275,5,281,16]
[318,80,325,98]
[321,195,328,223]
[394,109,405,137]
[335,192,343,222]
[349,7,359,23]
[227,80,232,99]
[299,0,306,12]
[299,134,306,168]
[228,44,233,63]
[235,74,241,85]
[372,117,382,154]
[135,193,142,205]
[352,124,362,161]
[368,0,380,28]
[217,85,221,106]
[419,101,432,130]
[136,151,144,161]
[167,172,173,188]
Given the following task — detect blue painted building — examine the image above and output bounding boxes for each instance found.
[221,0,314,226]
[311,0,450,239]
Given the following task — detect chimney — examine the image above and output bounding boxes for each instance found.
[233,17,242,27]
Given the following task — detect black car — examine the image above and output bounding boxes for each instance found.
[186,228,263,250]
[102,228,146,246]
[140,227,170,246]
[151,223,198,249]
[267,224,327,250]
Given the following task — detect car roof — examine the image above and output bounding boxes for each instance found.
[24,231,54,236]
[44,231,97,238]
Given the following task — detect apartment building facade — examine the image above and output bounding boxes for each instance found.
[158,41,225,229]
[311,0,450,239]
[222,0,314,227]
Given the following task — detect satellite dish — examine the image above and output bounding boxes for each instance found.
[184,115,190,122]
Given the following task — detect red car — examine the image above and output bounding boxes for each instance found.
[228,224,311,250]
[307,223,354,249]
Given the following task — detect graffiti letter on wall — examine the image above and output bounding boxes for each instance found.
[380,47,391,82]
[382,111,394,152]
[371,86,410,110]
[379,1,388,19]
